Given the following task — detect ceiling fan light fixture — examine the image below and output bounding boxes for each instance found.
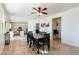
[37,12,42,16]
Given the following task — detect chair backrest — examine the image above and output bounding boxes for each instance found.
[44,33,50,43]
[44,33,50,38]
[28,31,33,36]
[29,33,39,45]
[27,31,33,41]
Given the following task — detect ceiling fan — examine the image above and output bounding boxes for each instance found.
[32,7,47,16]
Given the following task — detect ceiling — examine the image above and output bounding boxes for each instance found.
[3,3,79,20]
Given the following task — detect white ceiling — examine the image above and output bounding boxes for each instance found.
[3,3,79,20]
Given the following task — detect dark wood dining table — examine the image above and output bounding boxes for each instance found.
[33,33,44,39]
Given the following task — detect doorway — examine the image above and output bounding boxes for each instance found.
[11,22,28,36]
[52,17,61,50]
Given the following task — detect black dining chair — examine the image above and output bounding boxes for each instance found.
[27,33,29,44]
[44,33,50,51]
[38,33,50,53]
[29,34,33,48]
[32,33,50,54]
[29,34,41,53]
[27,31,33,47]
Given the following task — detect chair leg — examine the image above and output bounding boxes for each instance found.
[32,47,34,51]
[47,40,50,51]
[29,43,31,48]
[37,46,39,54]
[27,39,29,45]
[42,46,44,52]
[32,44,35,51]
[47,44,50,51]
[29,41,32,48]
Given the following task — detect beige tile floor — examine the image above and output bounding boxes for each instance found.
[1,36,79,55]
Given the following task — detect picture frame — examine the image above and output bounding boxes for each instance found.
[41,22,49,27]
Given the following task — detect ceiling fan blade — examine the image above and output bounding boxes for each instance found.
[41,12,47,15]
[38,7,41,12]
[42,8,47,11]
[33,7,39,12]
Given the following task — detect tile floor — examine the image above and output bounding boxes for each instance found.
[1,36,79,55]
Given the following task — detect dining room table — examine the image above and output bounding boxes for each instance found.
[33,33,44,39]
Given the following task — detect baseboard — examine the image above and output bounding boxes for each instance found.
[62,40,79,47]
